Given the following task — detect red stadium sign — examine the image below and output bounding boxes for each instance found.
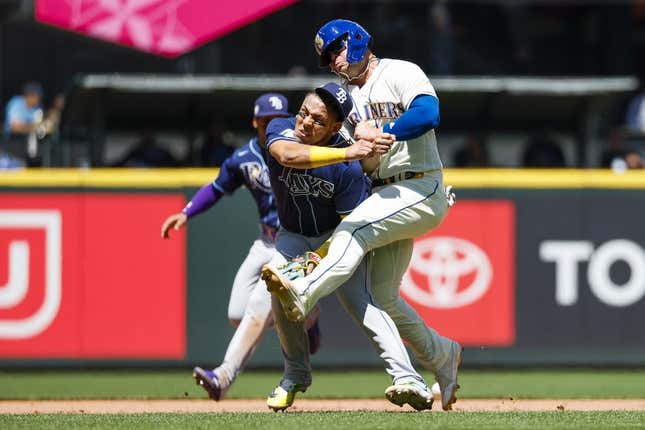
[400,200,516,346]
[35,0,297,57]
[0,194,186,358]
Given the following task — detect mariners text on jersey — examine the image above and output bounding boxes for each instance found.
[213,137,279,229]
[265,117,370,237]
[347,101,405,126]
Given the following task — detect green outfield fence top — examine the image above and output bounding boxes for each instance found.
[1,169,645,189]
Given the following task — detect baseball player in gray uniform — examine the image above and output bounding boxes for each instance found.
[263,19,462,410]
[161,93,321,401]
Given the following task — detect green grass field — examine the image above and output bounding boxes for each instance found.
[2,369,645,400]
[2,411,645,430]
[2,370,645,429]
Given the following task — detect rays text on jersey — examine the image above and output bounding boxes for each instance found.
[278,169,335,198]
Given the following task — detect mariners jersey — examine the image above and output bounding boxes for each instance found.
[265,117,370,237]
[343,59,443,179]
[213,138,279,229]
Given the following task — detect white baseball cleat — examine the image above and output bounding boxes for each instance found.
[430,381,441,401]
[385,381,434,411]
[435,341,463,410]
[262,264,307,322]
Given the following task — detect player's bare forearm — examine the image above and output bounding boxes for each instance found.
[9,120,37,134]
[360,154,380,175]
[270,139,355,168]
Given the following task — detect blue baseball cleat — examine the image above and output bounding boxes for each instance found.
[193,366,222,401]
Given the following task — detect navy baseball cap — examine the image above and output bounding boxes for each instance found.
[315,82,353,121]
[23,81,43,97]
[254,93,289,118]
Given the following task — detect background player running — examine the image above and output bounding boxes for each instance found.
[160,93,321,401]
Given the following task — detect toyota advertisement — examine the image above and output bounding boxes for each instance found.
[400,200,515,346]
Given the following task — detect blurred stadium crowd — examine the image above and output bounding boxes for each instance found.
[1,0,645,169]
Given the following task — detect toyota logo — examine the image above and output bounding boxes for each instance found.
[401,237,492,309]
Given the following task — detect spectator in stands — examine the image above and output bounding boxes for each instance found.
[624,149,643,169]
[200,120,234,167]
[112,128,178,167]
[2,82,46,167]
[601,128,628,168]
[522,132,566,167]
[601,128,643,171]
[4,82,44,136]
[453,133,488,167]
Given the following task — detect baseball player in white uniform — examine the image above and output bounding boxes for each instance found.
[263,19,462,410]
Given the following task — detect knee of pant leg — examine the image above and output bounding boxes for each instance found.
[228,318,241,328]
[332,224,371,255]
[370,286,399,312]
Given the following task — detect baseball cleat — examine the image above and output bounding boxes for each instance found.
[193,366,223,401]
[266,383,306,412]
[385,382,434,411]
[430,382,442,401]
[435,341,463,410]
[262,264,306,322]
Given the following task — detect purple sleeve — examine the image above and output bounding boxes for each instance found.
[181,183,223,219]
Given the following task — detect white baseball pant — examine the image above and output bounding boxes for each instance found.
[214,235,275,389]
[270,228,427,389]
[293,170,454,371]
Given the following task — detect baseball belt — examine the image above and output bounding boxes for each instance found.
[371,171,424,188]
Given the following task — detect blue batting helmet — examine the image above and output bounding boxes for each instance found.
[314,19,372,67]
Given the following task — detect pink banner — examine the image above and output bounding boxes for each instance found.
[36,0,297,57]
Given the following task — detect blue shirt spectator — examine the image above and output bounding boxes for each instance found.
[3,82,43,137]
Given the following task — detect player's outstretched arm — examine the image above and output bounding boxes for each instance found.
[161,213,187,239]
[269,138,379,168]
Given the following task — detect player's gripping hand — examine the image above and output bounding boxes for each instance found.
[346,138,377,160]
[161,213,187,239]
[354,121,395,155]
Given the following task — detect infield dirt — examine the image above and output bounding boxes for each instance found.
[1,399,644,414]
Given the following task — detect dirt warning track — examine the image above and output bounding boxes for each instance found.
[1,399,645,414]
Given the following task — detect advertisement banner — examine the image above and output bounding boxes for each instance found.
[0,194,186,358]
[400,200,516,346]
[516,198,645,347]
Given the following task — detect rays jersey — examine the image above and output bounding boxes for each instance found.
[265,117,370,237]
[213,137,279,231]
[343,59,443,179]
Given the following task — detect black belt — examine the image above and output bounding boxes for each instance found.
[371,171,424,188]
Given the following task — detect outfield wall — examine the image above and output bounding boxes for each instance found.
[0,169,644,367]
